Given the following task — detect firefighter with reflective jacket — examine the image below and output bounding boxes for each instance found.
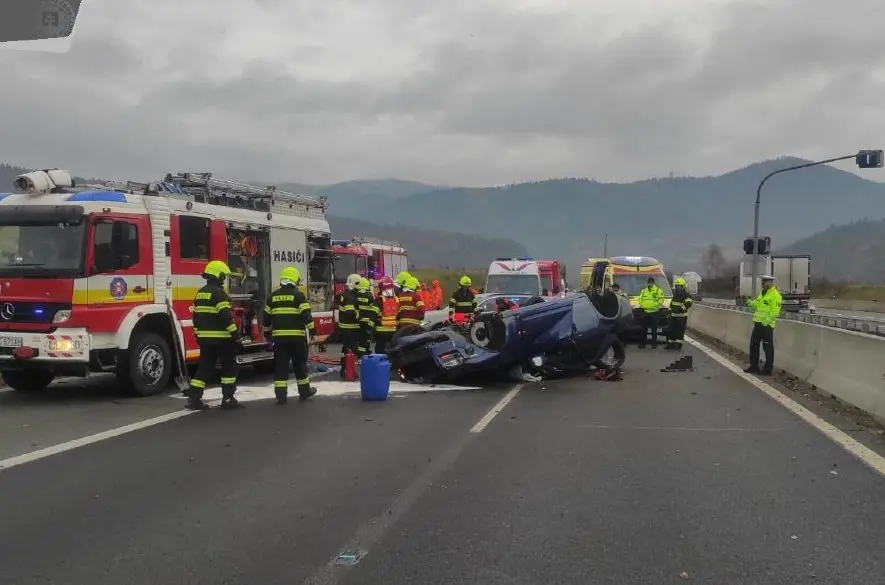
[666,276,693,350]
[263,266,317,405]
[356,277,378,357]
[373,276,398,354]
[186,260,242,410]
[396,275,425,329]
[449,275,477,319]
[337,273,362,376]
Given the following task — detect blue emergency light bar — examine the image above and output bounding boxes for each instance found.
[494,257,534,261]
[66,191,128,203]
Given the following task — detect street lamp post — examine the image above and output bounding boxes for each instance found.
[749,150,884,298]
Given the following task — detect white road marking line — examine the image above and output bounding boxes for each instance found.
[470,384,523,433]
[0,410,197,471]
[303,383,524,584]
[1,380,491,472]
[686,335,885,479]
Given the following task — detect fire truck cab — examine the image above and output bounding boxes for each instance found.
[537,260,567,296]
[0,169,334,395]
[331,237,408,298]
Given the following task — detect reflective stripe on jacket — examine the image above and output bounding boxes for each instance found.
[449,287,476,314]
[337,289,361,330]
[397,290,425,327]
[192,283,237,341]
[375,295,399,333]
[357,290,379,331]
[670,290,693,318]
[262,285,313,338]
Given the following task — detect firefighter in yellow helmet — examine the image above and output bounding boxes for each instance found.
[666,276,694,350]
[263,266,317,404]
[448,275,477,318]
[396,275,425,329]
[394,271,412,294]
[186,260,241,410]
[337,273,362,377]
[355,277,378,358]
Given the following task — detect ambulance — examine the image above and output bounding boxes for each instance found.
[0,169,335,395]
[483,258,543,300]
[580,255,673,333]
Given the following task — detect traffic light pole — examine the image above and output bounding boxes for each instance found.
[751,154,858,298]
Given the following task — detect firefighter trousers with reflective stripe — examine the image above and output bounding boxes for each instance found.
[187,340,238,400]
[667,315,687,345]
[357,326,373,357]
[273,339,311,399]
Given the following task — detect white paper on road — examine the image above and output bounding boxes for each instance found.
[171,380,484,404]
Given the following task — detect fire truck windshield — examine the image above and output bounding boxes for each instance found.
[0,223,87,276]
[333,254,359,283]
[485,274,541,296]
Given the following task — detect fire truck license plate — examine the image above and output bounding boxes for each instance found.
[0,336,22,348]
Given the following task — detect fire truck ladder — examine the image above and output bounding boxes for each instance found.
[132,172,328,220]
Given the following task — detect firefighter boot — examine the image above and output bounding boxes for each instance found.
[220,395,244,409]
[186,395,209,410]
[298,385,317,401]
[275,388,288,405]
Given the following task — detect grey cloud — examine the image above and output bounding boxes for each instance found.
[1,0,885,185]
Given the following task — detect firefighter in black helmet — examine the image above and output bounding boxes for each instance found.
[186,260,242,410]
[263,266,317,404]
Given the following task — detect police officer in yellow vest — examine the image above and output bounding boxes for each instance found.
[187,260,242,410]
[638,277,665,348]
[263,266,317,404]
[744,274,782,375]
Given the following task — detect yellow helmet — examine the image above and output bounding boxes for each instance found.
[395,271,412,286]
[280,266,301,285]
[203,260,231,279]
[405,275,420,290]
[459,275,472,287]
[357,277,371,291]
[674,276,687,287]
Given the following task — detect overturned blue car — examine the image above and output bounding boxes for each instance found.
[385,287,634,384]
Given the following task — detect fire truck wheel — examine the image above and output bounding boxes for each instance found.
[1,369,55,392]
[121,332,172,396]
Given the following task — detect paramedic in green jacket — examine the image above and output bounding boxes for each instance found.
[744,274,782,375]
[638,277,665,348]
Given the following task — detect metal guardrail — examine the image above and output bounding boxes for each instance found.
[698,301,885,338]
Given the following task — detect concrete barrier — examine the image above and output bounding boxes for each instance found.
[689,304,885,422]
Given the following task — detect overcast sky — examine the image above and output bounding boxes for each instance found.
[0,0,883,187]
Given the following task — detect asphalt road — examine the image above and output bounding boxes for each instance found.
[706,297,885,325]
[3,345,885,584]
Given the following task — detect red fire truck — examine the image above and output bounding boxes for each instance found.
[537,260,568,296]
[331,237,409,298]
[0,169,335,395]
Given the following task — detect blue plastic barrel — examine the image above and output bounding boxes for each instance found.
[360,354,391,401]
